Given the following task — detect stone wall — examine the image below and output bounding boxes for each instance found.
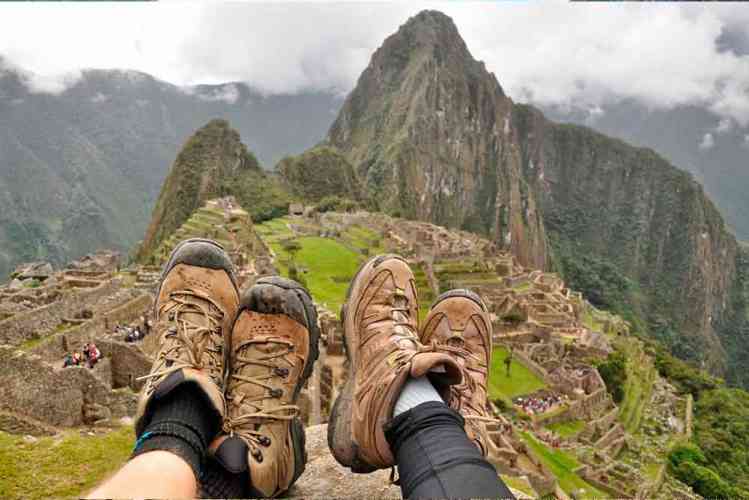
[0,346,137,429]
[0,279,120,346]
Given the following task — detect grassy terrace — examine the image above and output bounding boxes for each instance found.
[617,338,655,433]
[519,431,605,499]
[0,426,133,498]
[546,419,585,438]
[256,217,433,315]
[488,346,546,402]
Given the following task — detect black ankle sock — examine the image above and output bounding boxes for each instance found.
[199,457,247,498]
[131,383,221,478]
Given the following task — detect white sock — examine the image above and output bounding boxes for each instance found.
[394,376,443,416]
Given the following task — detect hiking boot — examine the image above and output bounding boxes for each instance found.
[211,277,320,498]
[420,289,495,456]
[328,254,462,472]
[135,238,239,437]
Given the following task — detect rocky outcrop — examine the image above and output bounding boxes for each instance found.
[327,10,547,270]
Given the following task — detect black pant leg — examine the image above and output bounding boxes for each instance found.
[385,401,515,499]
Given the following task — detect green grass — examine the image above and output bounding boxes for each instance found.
[520,431,606,499]
[488,346,547,401]
[269,236,361,312]
[0,426,134,499]
[500,474,537,497]
[618,340,655,433]
[341,225,383,253]
[546,419,585,438]
[512,281,532,293]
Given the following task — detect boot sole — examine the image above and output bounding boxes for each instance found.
[327,254,408,473]
[236,276,321,489]
[157,237,239,299]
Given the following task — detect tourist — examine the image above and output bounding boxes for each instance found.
[86,343,101,368]
[88,241,514,499]
[63,352,76,368]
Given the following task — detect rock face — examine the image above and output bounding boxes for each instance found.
[138,119,290,260]
[513,104,743,380]
[286,424,401,498]
[322,10,748,386]
[327,10,548,270]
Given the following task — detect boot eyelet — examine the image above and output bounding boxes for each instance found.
[252,449,263,462]
[259,436,271,447]
[274,367,289,377]
[168,312,175,321]
[270,388,283,398]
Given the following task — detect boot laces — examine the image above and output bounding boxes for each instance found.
[138,290,224,387]
[224,337,299,457]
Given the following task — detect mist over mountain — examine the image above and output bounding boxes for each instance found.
[0,61,340,277]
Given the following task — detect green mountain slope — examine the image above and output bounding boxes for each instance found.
[138,119,291,260]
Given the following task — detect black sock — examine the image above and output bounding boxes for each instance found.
[131,383,221,479]
[199,457,247,498]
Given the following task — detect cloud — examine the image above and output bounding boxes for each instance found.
[699,133,715,151]
[0,1,747,125]
[185,83,242,104]
[715,118,734,134]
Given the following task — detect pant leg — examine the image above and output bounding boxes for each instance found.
[385,401,515,499]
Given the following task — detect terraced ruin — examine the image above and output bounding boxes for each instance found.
[0,198,698,499]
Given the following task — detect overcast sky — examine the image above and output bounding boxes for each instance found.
[1,1,749,127]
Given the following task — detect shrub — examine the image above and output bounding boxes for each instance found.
[317,196,358,213]
[668,443,706,469]
[594,351,627,403]
[673,461,747,500]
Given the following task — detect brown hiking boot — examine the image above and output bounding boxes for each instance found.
[421,289,495,456]
[210,277,320,498]
[135,238,239,437]
[328,255,462,472]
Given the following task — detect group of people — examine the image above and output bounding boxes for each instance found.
[514,392,565,416]
[62,342,101,369]
[116,317,151,343]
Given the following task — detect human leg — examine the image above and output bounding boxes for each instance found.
[89,239,239,499]
[386,401,514,499]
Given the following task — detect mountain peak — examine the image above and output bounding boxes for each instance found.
[375,10,472,71]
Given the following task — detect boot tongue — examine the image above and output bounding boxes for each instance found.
[231,339,284,416]
[213,436,249,473]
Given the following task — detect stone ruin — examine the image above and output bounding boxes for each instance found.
[0,205,681,499]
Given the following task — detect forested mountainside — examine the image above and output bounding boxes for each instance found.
[542,102,749,241]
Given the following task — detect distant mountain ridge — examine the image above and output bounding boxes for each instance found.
[0,60,341,278]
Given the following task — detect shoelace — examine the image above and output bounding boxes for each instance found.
[138,290,224,387]
[223,337,299,461]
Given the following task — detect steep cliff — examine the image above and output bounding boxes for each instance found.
[514,104,739,377]
[138,120,290,260]
[327,10,547,269]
